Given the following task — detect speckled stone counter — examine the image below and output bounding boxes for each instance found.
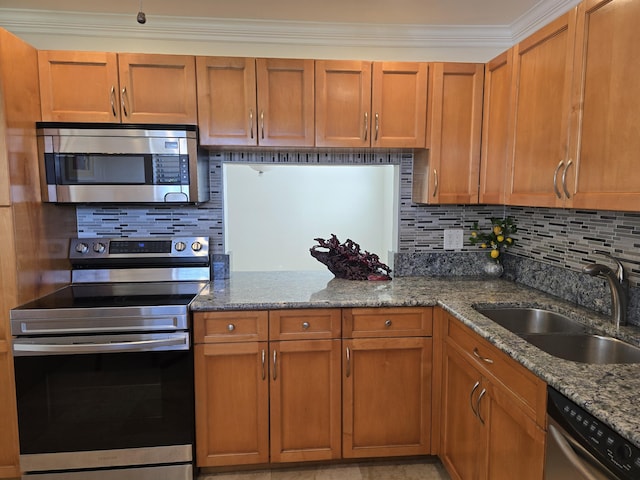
[191,271,640,449]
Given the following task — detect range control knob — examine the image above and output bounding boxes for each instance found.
[618,444,634,460]
[191,241,203,252]
[175,241,186,252]
[75,242,89,254]
[93,242,106,254]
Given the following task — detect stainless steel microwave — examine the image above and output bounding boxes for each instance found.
[37,123,210,204]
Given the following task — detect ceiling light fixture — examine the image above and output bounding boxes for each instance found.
[136,0,146,24]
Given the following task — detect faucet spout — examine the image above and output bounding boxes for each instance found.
[583,254,628,328]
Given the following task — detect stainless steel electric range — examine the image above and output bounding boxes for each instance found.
[10,237,210,480]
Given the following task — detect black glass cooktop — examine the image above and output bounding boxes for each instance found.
[13,282,206,310]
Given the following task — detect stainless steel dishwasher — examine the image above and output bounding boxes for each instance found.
[545,387,640,479]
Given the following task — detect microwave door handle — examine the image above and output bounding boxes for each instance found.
[13,336,189,355]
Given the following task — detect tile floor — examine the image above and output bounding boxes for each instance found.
[199,459,451,480]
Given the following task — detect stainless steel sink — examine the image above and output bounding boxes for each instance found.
[474,307,588,334]
[475,306,640,364]
[520,334,640,364]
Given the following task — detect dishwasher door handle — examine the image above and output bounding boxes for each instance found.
[547,419,612,480]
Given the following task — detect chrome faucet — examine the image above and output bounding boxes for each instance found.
[582,251,628,328]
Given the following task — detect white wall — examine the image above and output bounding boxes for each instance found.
[224,164,396,272]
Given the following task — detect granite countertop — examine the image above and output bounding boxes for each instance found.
[191,270,640,449]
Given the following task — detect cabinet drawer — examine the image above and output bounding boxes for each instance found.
[446,316,546,424]
[269,309,341,340]
[194,311,268,343]
[343,307,433,338]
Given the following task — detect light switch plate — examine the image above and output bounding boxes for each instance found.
[444,229,464,250]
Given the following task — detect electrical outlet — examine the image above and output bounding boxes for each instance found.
[444,229,464,250]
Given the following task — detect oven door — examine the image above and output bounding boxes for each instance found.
[13,333,194,479]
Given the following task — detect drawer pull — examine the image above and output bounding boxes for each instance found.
[302,321,310,329]
[473,347,494,364]
[227,324,235,332]
[384,319,392,327]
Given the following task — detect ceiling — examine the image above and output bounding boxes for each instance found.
[0,0,562,27]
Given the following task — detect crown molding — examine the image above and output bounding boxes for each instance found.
[0,1,580,52]
[510,0,582,42]
[0,8,507,49]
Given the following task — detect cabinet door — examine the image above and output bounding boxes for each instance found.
[440,343,484,480]
[0,350,20,478]
[118,53,197,124]
[194,342,269,467]
[506,10,576,207]
[567,0,640,211]
[426,63,484,204]
[343,337,431,458]
[256,58,315,147]
[38,50,121,122]
[196,57,257,146]
[371,62,427,148]
[480,51,513,205]
[315,60,372,147]
[483,381,546,480]
[270,339,341,462]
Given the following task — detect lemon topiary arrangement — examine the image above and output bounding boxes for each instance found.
[469,217,517,262]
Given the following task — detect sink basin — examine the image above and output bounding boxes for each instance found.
[520,334,640,364]
[475,307,588,334]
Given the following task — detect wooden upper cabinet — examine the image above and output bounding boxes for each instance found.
[371,62,427,148]
[316,60,372,147]
[506,10,577,207]
[566,0,640,211]
[419,62,484,204]
[480,50,513,205]
[196,57,314,147]
[256,58,314,147]
[39,51,197,124]
[196,57,257,146]
[39,50,121,122]
[316,60,427,148]
[117,53,197,124]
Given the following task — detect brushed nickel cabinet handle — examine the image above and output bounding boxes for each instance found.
[553,160,564,199]
[562,159,573,199]
[433,169,439,197]
[260,110,264,140]
[374,112,379,141]
[272,349,277,381]
[476,388,487,425]
[346,347,351,378]
[363,112,369,141]
[473,347,494,364]
[110,86,117,117]
[121,87,129,117]
[470,381,480,418]
[249,109,254,139]
[261,349,266,380]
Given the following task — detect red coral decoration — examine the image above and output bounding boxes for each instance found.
[309,234,392,281]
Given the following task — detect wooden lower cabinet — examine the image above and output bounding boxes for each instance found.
[342,307,433,458]
[194,341,270,466]
[193,309,341,467]
[343,336,432,458]
[270,339,341,462]
[439,310,546,480]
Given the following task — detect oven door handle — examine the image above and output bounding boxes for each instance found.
[13,334,190,355]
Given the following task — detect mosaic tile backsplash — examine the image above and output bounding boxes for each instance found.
[77,151,640,325]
